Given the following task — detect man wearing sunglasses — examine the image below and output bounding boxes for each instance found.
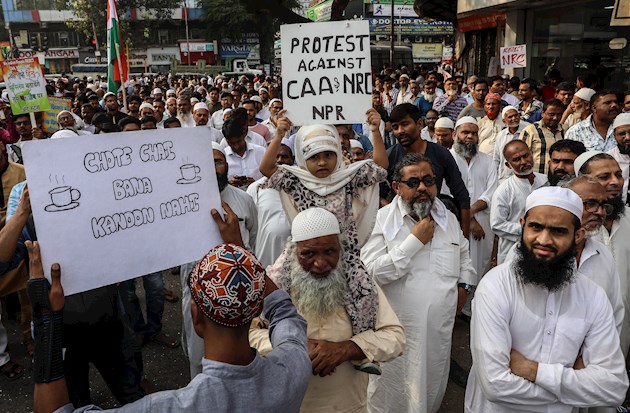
[362,153,476,413]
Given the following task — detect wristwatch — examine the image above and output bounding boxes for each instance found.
[458,283,474,294]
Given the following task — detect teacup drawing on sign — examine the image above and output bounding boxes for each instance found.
[177,163,202,184]
[45,186,81,212]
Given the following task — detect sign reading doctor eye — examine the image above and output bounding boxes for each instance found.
[22,128,223,296]
[281,20,372,125]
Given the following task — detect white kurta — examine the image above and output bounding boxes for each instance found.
[596,207,630,357]
[179,184,258,379]
[465,263,628,412]
[490,173,548,264]
[477,116,505,156]
[493,121,529,182]
[607,146,629,204]
[246,177,291,267]
[362,197,476,413]
[450,149,498,279]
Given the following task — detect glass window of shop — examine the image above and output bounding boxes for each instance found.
[528,0,630,91]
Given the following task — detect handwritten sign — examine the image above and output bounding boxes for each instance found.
[500,45,527,69]
[0,57,50,115]
[42,97,72,134]
[22,128,222,295]
[281,20,372,125]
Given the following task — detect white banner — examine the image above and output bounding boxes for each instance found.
[500,44,527,69]
[373,4,417,17]
[281,20,372,125]
[23,128,222,295]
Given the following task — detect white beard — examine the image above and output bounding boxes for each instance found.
[178,112,192,123]
[423,92,436,103]
[289,259,346,321]
[446,89,458,97]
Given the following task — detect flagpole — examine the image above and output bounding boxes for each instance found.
[115,43,127,110]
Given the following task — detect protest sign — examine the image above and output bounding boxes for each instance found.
[22,128,222,295]
[42,97,72,133]
[281,20,372,125]
[500,45,527,69]
[0,57,50,115]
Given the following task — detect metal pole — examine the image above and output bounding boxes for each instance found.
[389,0,394,69]
[184,1,190,65]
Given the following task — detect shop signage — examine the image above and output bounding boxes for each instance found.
[368,18,453,36]
[18,49,79,59]
[373,4,416,17]
[457,12,506,33]
[306,0,333,22]
[412,43,443,62]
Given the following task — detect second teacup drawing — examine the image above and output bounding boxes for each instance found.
[177,163,202,184]
[45,186,81,212]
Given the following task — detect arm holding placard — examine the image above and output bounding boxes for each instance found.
[260,110,292,178]
[366,108,388,170]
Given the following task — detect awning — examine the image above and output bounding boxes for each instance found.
[414,0,457,22]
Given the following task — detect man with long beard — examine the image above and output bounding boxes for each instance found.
[465,186,628,412]
[491,140,548,264]
[250,207,405,413]
[176,96,195,128]
[607,113,630,203]
[575,151,630,359]
[362,153,476,413]
[179,141,258,378]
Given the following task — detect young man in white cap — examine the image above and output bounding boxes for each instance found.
[396,74,412,105]
[191,102,222,143]
[252,207,405,413]
[606,113,630,204]
[257,88,271,121]
[450,116,498,300]
[433,117,455,150]
[493,106,529,181]
[362,153,475,413]
[151,88,163,101]
[562,87,595,129]
[491,140,548,264]
[138,102,154,119]
[261,98,283,137]
[466,186,628,412]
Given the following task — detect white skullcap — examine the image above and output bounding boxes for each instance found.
[152,88,163,95]
[56,110,72,121]
[399,74,410,79]
[87,76,93,82]
[350,139,364,150]
[258,87,268,93]
[525,186,583,222]
[501,105,518,118]
[574,87,596,102]
[190,97,199,105]
[291,208,340,242]
[269,98,282,106]
[166,89,176,96]
[435,117,455,130]
[280,137,294,155]
[250,96,262,103]
[103,92,116,99]
[99,82,108,89]
[612,113,630,131]
[574,150,604,176]
[139,102,153,111]
[211,141,225,157]
[193,102,209,112]
[455,116,477,129]
[223,108,232,114]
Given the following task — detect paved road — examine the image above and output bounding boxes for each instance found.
[0,271,471,412]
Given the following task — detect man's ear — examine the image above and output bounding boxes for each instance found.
[575,226,586,246]
[392,180,400,195]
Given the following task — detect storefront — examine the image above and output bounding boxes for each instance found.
[17,48,79,74]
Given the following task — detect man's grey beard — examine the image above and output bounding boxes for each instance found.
[403,198,433,220]
[453,139,477,159]
[513,167,533,177]
[289,257,346,321]
[446,89,458,97]
[178,112,192,123]
[423,92,435,103]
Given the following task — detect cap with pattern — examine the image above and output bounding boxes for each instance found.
[291,207,340,242]
[188,244,266,328]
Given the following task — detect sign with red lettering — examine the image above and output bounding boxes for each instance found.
[281,20,372,125]
[500,44,527,69]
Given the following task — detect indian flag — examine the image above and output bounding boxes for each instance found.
[107,0,128,93]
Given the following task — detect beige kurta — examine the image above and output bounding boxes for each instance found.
[477,116,505,156]
[249,286,405,413]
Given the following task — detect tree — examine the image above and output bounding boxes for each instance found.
[54,0,180,46]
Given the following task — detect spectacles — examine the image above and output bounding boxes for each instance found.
[399,176,436,188]
[583,200,614,215]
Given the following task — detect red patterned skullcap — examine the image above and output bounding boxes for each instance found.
[485,92,502,102]
[188,244,266,327]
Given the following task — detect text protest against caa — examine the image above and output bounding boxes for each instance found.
[281,20,372,125]
[22,127,222,295]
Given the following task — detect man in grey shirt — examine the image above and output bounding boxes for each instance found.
[30,205,311,413]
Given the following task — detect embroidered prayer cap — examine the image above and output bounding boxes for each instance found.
[525,186,583,222]
[435,117,455,130]
[501,105,518,119]
[193,102,209,113]
[612,113,630,131]
[212,141,225,157]
[350,139,364,150]
[574,150,604,176]
[454,116,477,129]
[188,244,266,328]
[485,92,502,102]
[574,87,596,102]
[291,208,340,242]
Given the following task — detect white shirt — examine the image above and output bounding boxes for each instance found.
[262,118,277,137]
[246,177,291,267]
[607,145,629,203]
[362,197,475,413]
[421,126,435,143]
[258,105,271,121]
[501,92,519,106]
[211,109,227,130]
[224,143,266,182]
[490,173,548,264]
[493,121,530,182]
[195,125,223,144]
[220,131,267,150]
[50,129,93,139]
[478,116,506,156]
[465,263,627,412]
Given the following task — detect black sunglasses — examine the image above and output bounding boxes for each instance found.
[400,176,436,188]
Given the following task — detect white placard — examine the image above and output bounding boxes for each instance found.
[22,128,223,296]
[500,44,527,69]
[281,20,372,125]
